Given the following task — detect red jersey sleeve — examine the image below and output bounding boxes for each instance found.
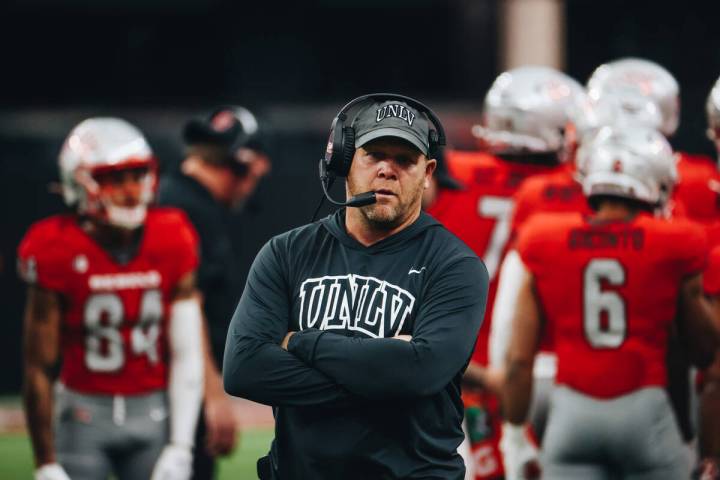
[706,221,720,248]
[17,217,71,292]
[704,246,720,296]
[444,150,499,186]
[511,177,543,236]
[668,220,708,278]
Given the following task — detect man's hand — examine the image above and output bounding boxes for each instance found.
[151,444,193,480]
[692,458,720,479]
[281,331,296,350]
[35,463,71,480]
[394,335,412,342]
[204,388,239,457]
[463,363,505,395]
[499,422,541,480]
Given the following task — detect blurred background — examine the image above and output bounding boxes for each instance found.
[1,0,720,476]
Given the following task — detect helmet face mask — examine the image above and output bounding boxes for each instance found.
[60,118,156,230]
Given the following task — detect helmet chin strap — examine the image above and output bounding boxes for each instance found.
[104,203,148,230]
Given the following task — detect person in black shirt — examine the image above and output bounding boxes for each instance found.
[158,106,270,479]
[223,94,489,479]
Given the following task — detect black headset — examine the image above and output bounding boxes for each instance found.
[322,93,447,178]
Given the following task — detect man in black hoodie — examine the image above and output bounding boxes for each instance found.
[223,96,489,479]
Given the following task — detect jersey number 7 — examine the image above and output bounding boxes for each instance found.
[477,196,514,279]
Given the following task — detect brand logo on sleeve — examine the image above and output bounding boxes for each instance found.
[298,274,415,338]
[73,255,89,274]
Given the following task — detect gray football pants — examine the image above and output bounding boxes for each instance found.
[541,385,689,480]
[54,384,169,480]
[528,374,553,441]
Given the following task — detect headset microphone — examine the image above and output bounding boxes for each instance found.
[345,191,377,207]
[311,159,378,221]
[319,158,377,203]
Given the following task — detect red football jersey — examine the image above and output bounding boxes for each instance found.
[518,212,707,398]
[445,150,500,187]
[706,221,720,249]
[17,208,199,395]
[507,167,592,355]
[509,165,591,243]
[429,150,565,365]
[673,152,720,224]
[704,246,720,296]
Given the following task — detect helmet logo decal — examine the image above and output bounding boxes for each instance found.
[210,110,236,133]
[612,160,623,173]
[73,255,89,274]
[545,80,571,101]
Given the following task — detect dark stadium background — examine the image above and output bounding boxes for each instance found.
[1,0,720,393]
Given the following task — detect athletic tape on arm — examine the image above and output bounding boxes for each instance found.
[168,298,204,448]
[489,251,526,369]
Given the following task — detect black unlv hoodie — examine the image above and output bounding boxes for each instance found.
[223,209,489,479]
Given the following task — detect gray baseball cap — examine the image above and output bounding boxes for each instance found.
[352,100,431,156]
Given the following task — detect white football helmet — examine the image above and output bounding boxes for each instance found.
[472,66,593,156]
[578,125,676,207]
[587,58,679,136]
[59,117,156,229]
[706,75,720,157]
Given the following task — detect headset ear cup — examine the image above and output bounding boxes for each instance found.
[341,127,356,176]
[325,121,345,176]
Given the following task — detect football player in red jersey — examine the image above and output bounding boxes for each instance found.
[18,118,204,480]
[501,125,720,479]
[493,126,680,477]
[588,59,720,470]
[697,241,720,479]
[426,66,589,480]
[694,79,720,479]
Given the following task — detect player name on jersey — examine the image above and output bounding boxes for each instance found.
[88,270,162,291]
[298,274,415,338]
[568,227,645,250]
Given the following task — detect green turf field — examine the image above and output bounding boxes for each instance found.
[0,428,274,479]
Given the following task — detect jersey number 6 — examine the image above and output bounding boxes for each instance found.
[83,290,163,372]
[583,259,627,348]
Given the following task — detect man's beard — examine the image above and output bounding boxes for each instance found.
[348,178,424,230]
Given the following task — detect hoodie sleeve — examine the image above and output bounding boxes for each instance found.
[223,238,357,407]
[287,255,488,399]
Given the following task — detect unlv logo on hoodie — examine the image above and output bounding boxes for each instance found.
[298,274,415,338]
